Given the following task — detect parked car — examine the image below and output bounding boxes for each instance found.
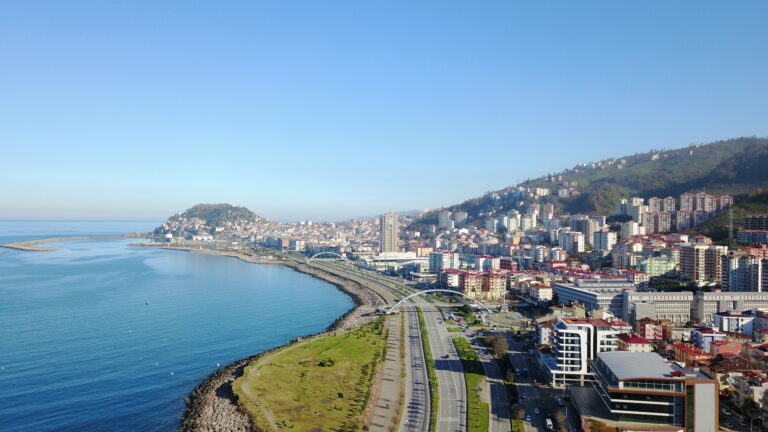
[721,408,732,416]
[534,408,540,415]
[525,415,532,422]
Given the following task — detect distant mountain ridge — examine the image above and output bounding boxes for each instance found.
[412,137,768,228]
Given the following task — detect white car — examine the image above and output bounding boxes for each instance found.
[525,415,532,422]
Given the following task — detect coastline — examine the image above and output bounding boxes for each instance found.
[0,233,150,251]
[175,249,387,432]
[7,235,390,432]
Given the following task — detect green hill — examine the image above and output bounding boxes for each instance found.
[154,203,262,235]
[176,203,261,226]
[411,137,768,229]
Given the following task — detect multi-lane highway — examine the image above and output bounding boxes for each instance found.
[308,261,518,432]
[416,299,467,432]
[309,262,430,432]
[401,306,430,432]
[472,335,512,432]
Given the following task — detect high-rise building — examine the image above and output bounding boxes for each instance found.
[571,216,600,246]
[593,230,617,251]
[428,251,460,274]
[547,317,631,388]
[680,192,695,211]
[620,221,645,240]
[642,211,672,234]
[438,210,452,228]
[679,243,727,286]
[663,196,676,212]
[453,211,468,226]
[745,214,768,231]
[558,231,585,253]
[379,213,399,253]
[676,209,693,231]
[721,254,767,292]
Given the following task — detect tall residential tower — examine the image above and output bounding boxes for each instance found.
[379,213,399,253]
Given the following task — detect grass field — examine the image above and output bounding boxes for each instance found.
[233,318,387,432]
[453,337,490,432]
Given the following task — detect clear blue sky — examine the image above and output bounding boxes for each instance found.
[1,1,767,222]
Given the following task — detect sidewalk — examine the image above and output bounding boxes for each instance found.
[369,314,404,432]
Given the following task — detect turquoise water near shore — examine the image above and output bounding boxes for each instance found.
[0,220,354,432]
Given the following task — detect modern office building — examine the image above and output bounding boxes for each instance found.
[622,291,694,325]
[553,279,635,317]
[379,212,399,253]
[694,291,768,323]
[570,351,719,432]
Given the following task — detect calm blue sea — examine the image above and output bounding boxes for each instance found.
[0,220,354,432]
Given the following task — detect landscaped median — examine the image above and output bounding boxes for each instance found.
[415,307,439,432]
[232,318,387,432]
[452,337,490,432]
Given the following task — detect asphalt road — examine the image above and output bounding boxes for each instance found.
[472,334,512,432]
[416,299,468,432]
[401,306,430,432]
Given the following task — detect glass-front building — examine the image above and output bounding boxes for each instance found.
[571,351,718,431]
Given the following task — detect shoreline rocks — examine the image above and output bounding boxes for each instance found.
[179,255,385,432]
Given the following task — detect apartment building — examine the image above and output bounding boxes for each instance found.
[745,214,768,231]
[679,243,727,286]
[721,253,767,292]
[428,251,460,273]
[546,317,631,388]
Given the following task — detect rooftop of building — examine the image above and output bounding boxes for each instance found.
[616,333,652,344]
[671,342,709,356]
[560,317,629,327]
[598,351,679,380]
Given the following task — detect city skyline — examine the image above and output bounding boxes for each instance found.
[2,1,768,221]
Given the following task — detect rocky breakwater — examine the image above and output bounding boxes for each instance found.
[179,259,387,432]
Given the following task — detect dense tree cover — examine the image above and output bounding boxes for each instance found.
[173,203,261,227]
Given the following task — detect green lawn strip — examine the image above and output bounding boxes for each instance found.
[447,327,461,333]
[452,338,490,432]
[233,318,387,432]
[416,307,439,432]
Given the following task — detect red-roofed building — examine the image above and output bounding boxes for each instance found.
[709,340,742,357]
[636,317,668,341]
[671,342,712,366]
[616,333,653,352]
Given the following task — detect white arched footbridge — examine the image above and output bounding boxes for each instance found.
[305,252,348,264]
[385,289,494,315]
